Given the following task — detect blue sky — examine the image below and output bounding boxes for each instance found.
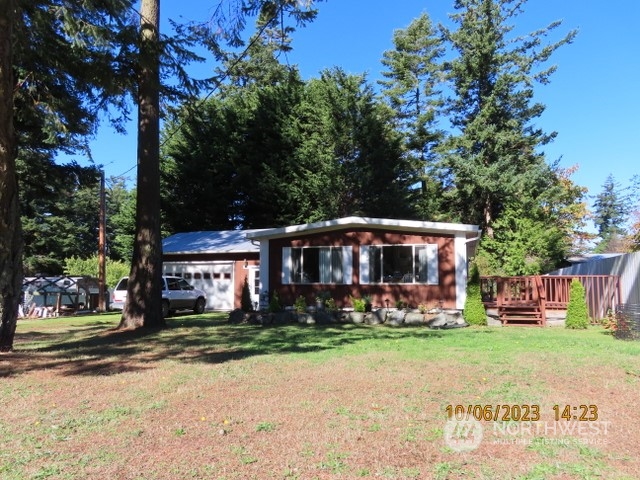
[74,0,639,204]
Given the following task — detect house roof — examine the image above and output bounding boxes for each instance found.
[245,216,481,241]
[163,230,263,254]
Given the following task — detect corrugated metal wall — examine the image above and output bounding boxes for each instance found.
[547,252,640,305]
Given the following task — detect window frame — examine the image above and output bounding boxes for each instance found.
[360,243,439,285]
[282,246,353,285]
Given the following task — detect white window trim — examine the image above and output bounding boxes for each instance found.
[359,243,439,285]
[282,246,353,285]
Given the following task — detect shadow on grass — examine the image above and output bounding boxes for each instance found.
[0,314,481,377]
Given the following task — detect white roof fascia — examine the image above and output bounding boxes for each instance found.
[245,216,480,241]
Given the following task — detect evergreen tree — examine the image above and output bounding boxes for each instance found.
[0,0,21,352]
[463,264,486,325]
[565,279,589,329]
[2,0,136,350]
[121,0,321,329]
[294,68,415,220]
[18,158,102,274]
[439,0,576,236]
[161,96,246,231]
[592,174,630,252]
[475,201,566,275]
[379,13,447,220]
[106,177,136,262]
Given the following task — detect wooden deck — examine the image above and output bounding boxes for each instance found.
[480,275,621,326]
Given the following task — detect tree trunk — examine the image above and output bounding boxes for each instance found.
[118,0,164,329]
[0,0,24,352]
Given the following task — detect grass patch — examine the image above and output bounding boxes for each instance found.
[2,313,639,479]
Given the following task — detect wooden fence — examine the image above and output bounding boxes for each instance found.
[480,275,621,321]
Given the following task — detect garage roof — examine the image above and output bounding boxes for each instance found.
[163,230,263,254]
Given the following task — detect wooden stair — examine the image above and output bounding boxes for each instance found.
[497,276,547,327]
[499,303,545,326]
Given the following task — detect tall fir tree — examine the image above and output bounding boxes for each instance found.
[592,174,630,253]
[439,0,576,236]
[379,13,447,220]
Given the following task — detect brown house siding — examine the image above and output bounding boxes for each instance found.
[233,259,259,308]
[267,228,456,310]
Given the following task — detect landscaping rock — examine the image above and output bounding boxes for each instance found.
[297,313,315,324]
[386,309,405,327]
[372,308,388,324]
[427,310,469,329]
[228,308,247,323]
[273,311,294,325]
[314,311,335,325]
[366,313,383,325]
[404,312,426,326]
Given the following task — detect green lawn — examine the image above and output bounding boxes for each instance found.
[2,313,639,479]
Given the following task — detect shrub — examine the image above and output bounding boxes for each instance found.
[325,297,338,312]
[350,296,366,312]
[395,299,407,310]
[294,295,307,313]
[268,291,282,313]
[241,276,253,312]
[463,264,487,326]
[64,255,129,290]
[565,279,589,329]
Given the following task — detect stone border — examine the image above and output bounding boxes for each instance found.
[228,308,469,329]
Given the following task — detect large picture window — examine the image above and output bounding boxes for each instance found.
[360,244,438,285]
[283,247,353,284]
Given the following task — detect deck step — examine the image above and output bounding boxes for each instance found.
[499,304,545,326]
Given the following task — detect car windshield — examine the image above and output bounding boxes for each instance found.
[115,278,128,290]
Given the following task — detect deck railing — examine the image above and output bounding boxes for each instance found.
[480,275,621,321]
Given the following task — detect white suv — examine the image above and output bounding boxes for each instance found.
[111,276,206,317]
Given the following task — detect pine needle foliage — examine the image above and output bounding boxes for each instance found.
[565,279,589,329]
[463,264,487,325]
[241,276,253,312]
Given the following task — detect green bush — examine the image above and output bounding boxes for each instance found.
[350,296,366,312]
[463,264,487,326]
[268,291,282,313]
[565,279,589,329]
[294,295,307,313]
[241,276,253,312]
[64,255,129,290]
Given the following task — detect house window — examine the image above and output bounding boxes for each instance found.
[283,246,353,285]
[360,244,439,285]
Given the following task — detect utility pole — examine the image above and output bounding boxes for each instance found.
[98,169,106,311]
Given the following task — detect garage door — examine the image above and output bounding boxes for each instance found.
[163,262,233,310]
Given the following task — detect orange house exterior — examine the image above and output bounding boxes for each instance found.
[246,217,481,311]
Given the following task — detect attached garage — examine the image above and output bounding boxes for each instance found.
[162,230,262,311]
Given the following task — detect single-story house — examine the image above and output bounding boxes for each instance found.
[162,217,481,312]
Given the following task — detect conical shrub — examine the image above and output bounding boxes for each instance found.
[565,279,589,329]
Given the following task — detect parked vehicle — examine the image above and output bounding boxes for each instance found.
[111,276,206,317]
